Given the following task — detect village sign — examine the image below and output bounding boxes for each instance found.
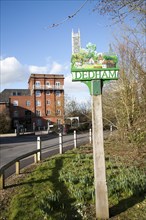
[71,41,119,219]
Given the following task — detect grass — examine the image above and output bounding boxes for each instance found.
[0,141,146,220]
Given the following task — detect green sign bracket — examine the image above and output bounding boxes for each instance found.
[82,80,106,95]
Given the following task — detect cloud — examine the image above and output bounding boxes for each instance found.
[49,61,63,74]
[0,56,69,90]
[0,57,28,85]
[64,74,90,101]
[0,56,89,100]
[28,65,49,74]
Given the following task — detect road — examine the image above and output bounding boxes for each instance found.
[0,132,89,169]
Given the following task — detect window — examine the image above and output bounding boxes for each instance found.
[46,81,50,87]
[56,109,61,115]
[55,82,60,88]
[12,92,21,96]
[36,119,42,126]
[56,91,60,97]
[26,100,30,106]
[57,119,61,125]
[13,111,19,117]
[35,90,41,97]
[56,100,61,106]
[46,100,51,105]
[13,100,18,106]
[46,91,50,95]
[35,81,41,88]
[36,110,41,116]
[36,100,41,106]
[47,110,51,115]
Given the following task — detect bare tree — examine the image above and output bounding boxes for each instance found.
[64,95,91,124]
[103,33,146,147]
[93,0,146,25]
[0,110,11,134]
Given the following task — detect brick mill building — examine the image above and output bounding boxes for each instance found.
[0,74,64,130]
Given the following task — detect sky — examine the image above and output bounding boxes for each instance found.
[1,0,119,101]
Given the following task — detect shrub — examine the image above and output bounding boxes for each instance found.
[0,111,11,133]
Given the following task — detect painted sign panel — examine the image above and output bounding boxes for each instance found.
[71,42,119,81]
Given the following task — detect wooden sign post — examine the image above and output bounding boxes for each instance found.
[91,80,109,219]
[71,42,119,219]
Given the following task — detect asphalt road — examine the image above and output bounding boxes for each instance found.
[0,132,89,169]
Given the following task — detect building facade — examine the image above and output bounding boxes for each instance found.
[0,74,64,130]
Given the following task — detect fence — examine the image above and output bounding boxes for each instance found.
[0,129,92,190]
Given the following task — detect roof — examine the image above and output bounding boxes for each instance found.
[28,74,64,83]
[0,89,30,103]
[102,60,115,64]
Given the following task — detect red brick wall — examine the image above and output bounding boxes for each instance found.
[29,74,64,125]
[6,74,64,129]
[10,96,34,116]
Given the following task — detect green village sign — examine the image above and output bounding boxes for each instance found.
[71,39,119,219]
[71,42,119,95]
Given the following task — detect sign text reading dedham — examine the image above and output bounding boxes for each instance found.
[72,70,119,81]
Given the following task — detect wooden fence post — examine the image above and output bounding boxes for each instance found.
[15,161,20,175]
[89,128,92,144]
[59,133,63,154]
[34,153,38,163]
[74,130,77,149]
[110,124,113,132]
[0,173,4,190]
[37,136,41,161]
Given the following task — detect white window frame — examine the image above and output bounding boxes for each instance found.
[36,110,41,116]
[55,81,60,88]
[47,110,51,115]
[26,100,31,106]
[57,119,61,125]
[56,109,61,115]
[46,81,50,87]
[56,100,61,106]
[35,90,41,97]
[56,90,60,97]
[36,100,41,106]
[46,91,50,95]
[35,81,41,88]
[46,100,51,105]
[13,100,18,106]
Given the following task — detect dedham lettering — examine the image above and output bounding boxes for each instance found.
[72,70,118,81]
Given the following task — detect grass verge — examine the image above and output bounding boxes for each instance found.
[0,142,146,220]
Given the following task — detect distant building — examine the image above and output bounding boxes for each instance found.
[0,74,64,130]
[72,29,81,54]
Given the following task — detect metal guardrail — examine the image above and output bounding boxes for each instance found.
[0,130,92,190]
[0,149,40,189]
